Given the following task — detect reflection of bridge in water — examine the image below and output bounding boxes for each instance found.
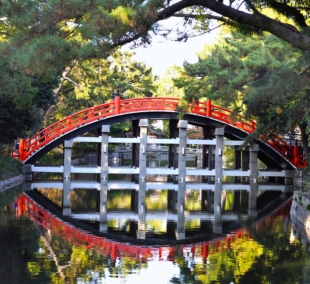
[17,191,292,262]
[15,97,305,239]
[26,180,293,240]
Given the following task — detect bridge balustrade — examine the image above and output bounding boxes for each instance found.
[14,97,306,168]
[17,191,291,255]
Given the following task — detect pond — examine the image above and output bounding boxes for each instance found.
[1,183,310,284]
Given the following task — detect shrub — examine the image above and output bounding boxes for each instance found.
[0,155,23,180]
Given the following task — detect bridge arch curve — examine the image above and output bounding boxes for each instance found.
[18,97,305,170]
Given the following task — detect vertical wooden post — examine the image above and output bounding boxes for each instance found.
[63,139,73,216]
[19,138,26,161]
[293,145,299,166]
[176,120,187,240]
[213,128,224,234]
[137,119,148,239]
[99,125,110,233]
[206,99,212,117]
[115,95,121,114]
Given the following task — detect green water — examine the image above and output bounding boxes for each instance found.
[1,184,310,284]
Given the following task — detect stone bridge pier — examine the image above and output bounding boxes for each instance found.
[26,117,296,240]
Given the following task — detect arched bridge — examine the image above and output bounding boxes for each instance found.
[16,97,306,169]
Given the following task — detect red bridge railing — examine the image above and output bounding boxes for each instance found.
[17,193,292,263]
[17,193,253,262]
[15,97,307,167]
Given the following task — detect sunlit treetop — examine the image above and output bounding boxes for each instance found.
[0,0,310,76]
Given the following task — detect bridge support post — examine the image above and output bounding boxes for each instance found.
[131,120,140,182]
[284,170,295,184]
[213,128,224,233]
[131,189,138,213]
[168,120,179,182]
[207,190,214,213]
[233,190,241,211]
[248,182,258,217]
[207,128,217,183]
[215,128,224,182]
[284,184,294,192]
[213,181,223,234]
[201,190,208,211]
[137,181,147,239]
[250,144,259,182]
[248,144,258,215]
[176,180,186,240]
[168,190,177,212]
[137,119,148,239]
[242,148,250,183]
[23,164,33,182]
[63,139,73,216]
[234,146,242,182]
[176,120,187,240]
[241,190,249,207]
[202,126,213,183]
[99,125,110,232]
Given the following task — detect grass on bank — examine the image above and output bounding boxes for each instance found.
[0,155,23,181]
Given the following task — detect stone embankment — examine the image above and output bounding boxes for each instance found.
[0,174,24,193]
[290,191,310,233]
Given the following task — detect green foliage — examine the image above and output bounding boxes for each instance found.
[0,184,23,209]
[185,190,201,211]
[38,148,63,166]
[47,50,156,124]
[108,190,131,210]
[0,50,58,143]
[174,29,310,153]
[110,121,132,137]
[0,0,309,82]
[154,66,184,97]
[224,191,234,211]
[72,143,97,158]
[0,95,39,144]
[145,190,168,210]
[0,155,23,181]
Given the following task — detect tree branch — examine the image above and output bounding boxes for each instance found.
[154,0,310,50]
[54,59,78,97]
[173,13,250,29]
[243,0,261,15]
[63,76,79,86]
[267,0,307,28]
[298,62,310,75]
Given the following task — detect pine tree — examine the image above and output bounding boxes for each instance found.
[174,29,310,156]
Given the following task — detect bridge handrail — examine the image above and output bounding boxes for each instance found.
[18,193,252,261]
[17,97,306,168]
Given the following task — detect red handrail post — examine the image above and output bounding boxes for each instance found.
[293,145,299,166]
[19,138,26,161]
[193,100,199,113]
[17,195,25,217]
[115,95,120,114]
[202,242,208,260]
[111,243,117,261]
[206,99,211,116]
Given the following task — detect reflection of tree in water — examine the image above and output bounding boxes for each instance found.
[6,190,310,283]
[26,226,148,283]
[185,190,201,211]
[0,187,45,284]
[168,214,307,283]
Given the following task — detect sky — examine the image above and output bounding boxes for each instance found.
[122,20,218,77]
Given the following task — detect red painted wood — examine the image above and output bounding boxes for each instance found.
[17,193,291,262]
[15,97,306,167]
